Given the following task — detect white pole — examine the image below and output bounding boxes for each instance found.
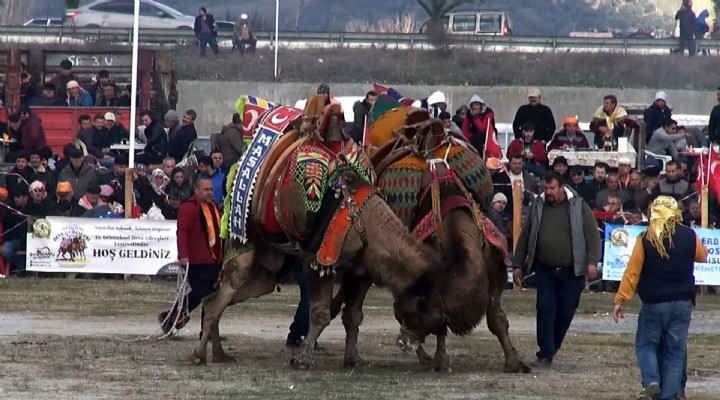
[129,0,140,168]
[274,0,279,79]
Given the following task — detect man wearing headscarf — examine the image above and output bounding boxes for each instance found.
[613,196,707,400]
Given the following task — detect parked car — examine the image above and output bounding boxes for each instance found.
[23,18,63,27]
[215,21,235,32]
[419,10,513,36]
[64,0,194,30]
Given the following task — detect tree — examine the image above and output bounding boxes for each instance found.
[415,0,477,22]
[0,0,36,25]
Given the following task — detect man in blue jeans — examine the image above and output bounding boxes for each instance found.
[193,7,219,58]
[285,257,322,350]
[613,195,707,400]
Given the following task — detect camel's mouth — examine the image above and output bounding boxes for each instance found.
[396,325,422,354]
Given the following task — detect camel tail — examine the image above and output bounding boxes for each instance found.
[330,286,344,320]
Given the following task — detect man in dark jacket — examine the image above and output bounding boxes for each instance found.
[137,110,168,165]
[709,86,720,144]
[168,110,198,162]
[18,105,47,153]
[29,83,66,107]
[675,0,697,56]
[350,91,377,144]
[49,59,75,99]
[57,148,98,200]
[512,87,556,142]
[4,151,37,198]
[194,7,219,57]
[567,165,592,200]
[76,114,110,160]
[218,113,244,169]
[1,186,30,274]
[643,91,672,143]
[87,69,116,105]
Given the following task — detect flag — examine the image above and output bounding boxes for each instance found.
[373,83,403,102]
[484,123,503,160]
[361,114,370,149]
[698,147,720,199]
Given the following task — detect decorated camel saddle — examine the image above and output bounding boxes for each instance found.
[221,95,375,275]
[368,105,506,254]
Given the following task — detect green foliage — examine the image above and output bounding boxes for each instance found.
[416,0,477,21]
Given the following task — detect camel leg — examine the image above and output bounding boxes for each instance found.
[192,250,255,366]
[211,263,277,363]
[486,287,531,373]
[430,332,451,373]
[341,277,373,369]
[329,285,344,320]
[416,343,434,368]
[290,267,334,370]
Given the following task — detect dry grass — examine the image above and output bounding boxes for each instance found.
[2,278,720,399]
[171,46,720,90]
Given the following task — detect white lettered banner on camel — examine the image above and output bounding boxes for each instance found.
[26,217,180,275]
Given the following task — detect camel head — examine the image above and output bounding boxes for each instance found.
[393,271,446,351]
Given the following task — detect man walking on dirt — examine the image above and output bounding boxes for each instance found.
[158,177,223,337]
[513,171,601,367]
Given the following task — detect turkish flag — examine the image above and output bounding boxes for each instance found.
[697,147,720,199]
[373,83,404,102]
[484,123,503,160]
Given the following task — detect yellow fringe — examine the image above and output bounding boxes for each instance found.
[220,162,241,239]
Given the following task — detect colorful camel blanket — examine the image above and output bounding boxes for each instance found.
[225,105,303,242]
[235,95,277,146]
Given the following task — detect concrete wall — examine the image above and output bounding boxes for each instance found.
[177,81,716,136]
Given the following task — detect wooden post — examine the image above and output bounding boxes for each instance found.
[123,167,134,281]
[512,180,523,291]
[701,187,709,296]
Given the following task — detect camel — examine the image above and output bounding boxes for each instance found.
[330,105,530,373]
[191,99,449,369]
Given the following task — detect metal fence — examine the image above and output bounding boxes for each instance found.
[2,26,719,54]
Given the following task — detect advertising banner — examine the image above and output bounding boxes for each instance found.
[26,217,180,275]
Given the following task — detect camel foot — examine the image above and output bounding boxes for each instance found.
[434,364,452,373]
[191,349,207,366]
[417,347,434,367]
[503,358,532,374]
[290,353,316,370]
[343,356,370,369]
[212,352,238,364]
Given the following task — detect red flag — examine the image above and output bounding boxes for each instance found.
[484,123,503,160]
[373,83,390,95]
[698,147,720,199]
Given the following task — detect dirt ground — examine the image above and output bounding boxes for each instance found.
[1,279,720,400]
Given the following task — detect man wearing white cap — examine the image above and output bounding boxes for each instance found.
[103,112,129,147]
[66,80,93,107]
[512,87,556,143]
[413,91,447,118]
[643,91,672,143]
[234,13,256,55]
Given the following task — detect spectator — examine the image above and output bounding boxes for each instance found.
[166,167,192,200]
[489,192,510,239]
[656,161,690,200]
[96,84,128,107]
[88,69,116,105]
[20,70,40,107]
[439,111,463,136]
[625,171,644,206]
[567,165,591,199]
[103,112,129,146]
[683,197,714,227]
[675,0,697,56]
[54,199,73,217]
[461,95,497,155]
[58,147,97,200]
[512,87,556,142]
[235,14,257,55]
[617,157,633,189]
[150,168,170,196]
[552,156,569,180]
[77,113,111,160]
[547,116,590,151]
[162,157,176,177]
[211,150,224,171]
[506,122,548,177]
[351,91,377,143]
[26,180,51,218]
[66,80,93,107]
[197,155,225,206]
[194,7,219,58]
[596,173,629,210]
[316,83,341,107]
[218,112,244,168]
[4,151,37,198]
[78,114,92,131]
[590,95,629,149]
[452,105,467,128]
[30,83,66,107]
[159,187,183,220]
[1,185,30,274]
[647,119,688,161]
[98,184,124,216]
[487,158,514,220]
[18,105,47,153]
[100,153,127,198]
[75,183,102,217]
[50,59,75,99]
[507,154,539,205]
[4,113,23,159]
[709,86,720,144]
[413,91,447,118]
[136,110,168,166]
[29,150,54,194]
[167,110,198,162]
[643,91,672,143]
[584,162,608,208]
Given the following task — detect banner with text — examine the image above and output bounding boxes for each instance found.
[26,217,180,275]
[602,224,720,285]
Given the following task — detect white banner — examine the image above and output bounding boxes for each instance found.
[26,217,180,275]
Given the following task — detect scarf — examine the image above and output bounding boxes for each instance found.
[646,195,682,259]
[78,195,104,210]
[594,105,627,130]
[200,200,222,261]
[151,168,170,195]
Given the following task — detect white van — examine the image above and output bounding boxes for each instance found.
[419,10,513,36]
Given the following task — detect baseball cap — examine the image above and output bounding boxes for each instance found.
[104,112,116,122]
[527,88,541,98]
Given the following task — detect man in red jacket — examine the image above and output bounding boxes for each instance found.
[506,122,548,177]
[159,177,223,337]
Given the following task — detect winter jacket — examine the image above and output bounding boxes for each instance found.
[194,14,218,37]
[76,127,107,159]
[512,104,556,142]
[547,131,590,151]
[351,100,372,144]
[177,195,222,264]
[68,91,94,107]
[142,122,168,164]
[461,108,497,154]
[168,124,197,162]
[218,123,245,162]
[57,163,97,200]
[3,166,37,198]
[506,139,548,167]
[643,103,672,143]
[709,104,720,144]
[19,113,47,152]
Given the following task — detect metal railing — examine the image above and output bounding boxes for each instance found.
[2,26,719,53]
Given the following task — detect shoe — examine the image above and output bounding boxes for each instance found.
[532,357,552,368]
[636,382,660,400]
